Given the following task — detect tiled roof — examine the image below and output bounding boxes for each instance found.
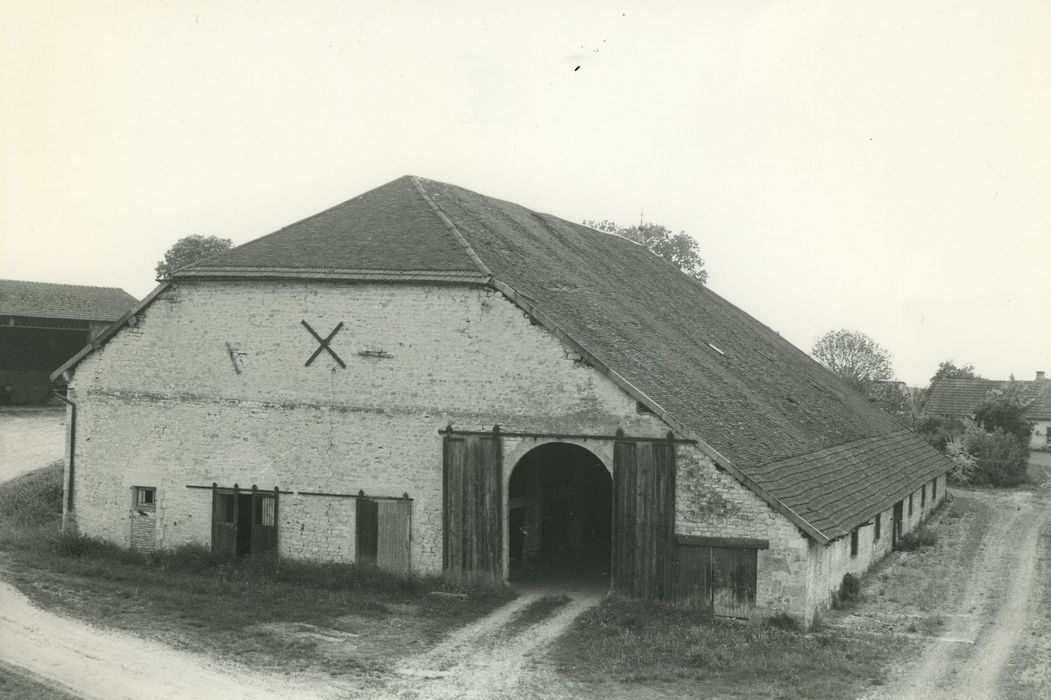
[117,176,954,542]
[0,279,137,322]
[749,430,949,539]
[927,377,1051,420]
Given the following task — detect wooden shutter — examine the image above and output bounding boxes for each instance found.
[612,439,676,600]
[443,434,503,581]
[377,500,412,574]
[250,491,278,557]
[211,491,237,558]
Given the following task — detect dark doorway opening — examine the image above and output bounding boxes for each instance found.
[235,493,253,556]
[508,443,612,586]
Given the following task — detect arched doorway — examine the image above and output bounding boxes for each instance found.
[508,442,612,585]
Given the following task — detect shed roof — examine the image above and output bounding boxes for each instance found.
[927,377,1051,421]
[0,279,138,322]
[61,176,953,542]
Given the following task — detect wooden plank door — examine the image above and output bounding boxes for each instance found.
[212,492,237,558]
[612,440,676,600]
[377,500,412,574]
[250,492,278,557]
[443,434,502,581]
[356,498,379,565]
[710,547,757,618]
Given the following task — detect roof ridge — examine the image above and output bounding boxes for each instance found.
[409,176,494,281]
[0,278,134,294]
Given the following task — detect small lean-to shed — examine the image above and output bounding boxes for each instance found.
[53,176,952,624]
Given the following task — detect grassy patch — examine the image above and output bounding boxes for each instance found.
[0,464,513,678]
[552,600,910,698]
[0,662,79,700]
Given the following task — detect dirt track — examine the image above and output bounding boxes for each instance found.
[380,589,602,699]
[873,484,1051,699]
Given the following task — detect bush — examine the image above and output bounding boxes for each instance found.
[915,415,962,452]
[965,427,1030,486]
[765,612,801,631]
[895,526,936,552]
[831,573,861,609]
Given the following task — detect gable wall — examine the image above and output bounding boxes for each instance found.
[68,281,674,570]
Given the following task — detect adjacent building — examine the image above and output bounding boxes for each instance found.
[0,279,137,404]
[926,372,1051,451]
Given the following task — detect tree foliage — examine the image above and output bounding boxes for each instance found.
[973,385,1033,443]
[946,416,1030,487]
[583,219,707,283]
[155,235,233,279]
[930,360,979,386]
[811,329,893,391]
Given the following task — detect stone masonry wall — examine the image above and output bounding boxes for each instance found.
[68,281,681,573]
[676,446,811,620]
[807,473,948,617]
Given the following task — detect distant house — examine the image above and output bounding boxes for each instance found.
[0,280,137,403]
[925,372,1051,451]
[52,176,952,625]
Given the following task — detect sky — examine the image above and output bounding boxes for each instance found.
[2,1,1049,387]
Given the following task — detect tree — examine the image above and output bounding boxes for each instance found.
[811,329,893,392]
[155,235,233,279]
[973,384,1033,443]
[930,360,979,386]
[583,219,707,283]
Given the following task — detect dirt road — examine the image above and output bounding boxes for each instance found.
[0,408,65,482]
[380,589,602,699]
[873,484,1051,699]
[0,579,351,699]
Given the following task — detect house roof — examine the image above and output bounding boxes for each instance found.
[0,279,138,323]
[927,377,1051,421]
[58,176,954,542]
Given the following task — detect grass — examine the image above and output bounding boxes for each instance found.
[551,600,909,698]
[0,663,79,700]
[0,462,513,677]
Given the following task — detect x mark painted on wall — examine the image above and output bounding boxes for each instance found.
[301,320,346,368]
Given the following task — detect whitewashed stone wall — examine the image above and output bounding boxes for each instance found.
[67,281,675,573]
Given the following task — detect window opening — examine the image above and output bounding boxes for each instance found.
[874,513,881,541]
[850,528,859,557]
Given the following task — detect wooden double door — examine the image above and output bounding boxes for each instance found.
[441,433,677,596]
[212,489,278,558]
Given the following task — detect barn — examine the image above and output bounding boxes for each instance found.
[0,279,137,404]
[53,176,952,624]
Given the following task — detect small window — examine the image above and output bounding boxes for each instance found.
[874,513,881,541]
[921,484,927,509]
[135,487,156,510]
[908,494,914,517]
[932,479,937,502]
[850,528,859,557]
[216,493,236,523]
